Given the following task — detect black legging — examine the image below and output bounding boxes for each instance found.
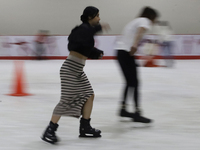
[117,50,139,109]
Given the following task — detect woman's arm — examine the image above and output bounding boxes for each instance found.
[130,27,147,56]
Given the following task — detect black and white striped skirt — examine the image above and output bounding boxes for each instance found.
[53,55,94,118]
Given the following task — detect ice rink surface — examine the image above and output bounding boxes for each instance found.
[0,59,200,150]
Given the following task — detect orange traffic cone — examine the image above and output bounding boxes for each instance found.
[7,61,32,96]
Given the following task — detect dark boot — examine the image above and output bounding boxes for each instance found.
[120,108,152,123]
[133,110,152,123]
[41,121,59,144]
[119,108,135,118]
[79,118,101,138]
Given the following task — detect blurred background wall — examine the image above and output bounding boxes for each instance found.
[0,0,199,35]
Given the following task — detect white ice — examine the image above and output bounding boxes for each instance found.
[0,59,200,150]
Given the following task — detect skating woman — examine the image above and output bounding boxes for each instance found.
[41,6,109,144]
[115,7,159,123]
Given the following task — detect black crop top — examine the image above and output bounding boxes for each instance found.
[68,22,103,59]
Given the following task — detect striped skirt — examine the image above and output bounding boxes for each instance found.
[53,55,94,118]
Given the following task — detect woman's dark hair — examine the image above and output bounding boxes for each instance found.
[139,7,159,21]
[80,6,99,23]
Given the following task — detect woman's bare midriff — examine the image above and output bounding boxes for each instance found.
[69,51,88,60]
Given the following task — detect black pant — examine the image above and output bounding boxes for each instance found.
[117,50,139,109]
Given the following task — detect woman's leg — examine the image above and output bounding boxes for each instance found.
[132,61,139,110]
[117,50,137,117]
[117,50,132,107]
[82,94,94,119]
[122,85,129,106]
[131,62,152,123]
[51,115,61,124]
[79,94,101,137]
[134,83,139,110]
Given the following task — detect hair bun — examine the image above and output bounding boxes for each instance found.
[80,15,87,22]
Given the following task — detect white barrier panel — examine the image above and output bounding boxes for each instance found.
[0,35,200,57]
[0,36,69,56]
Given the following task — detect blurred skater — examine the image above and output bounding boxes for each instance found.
[34,30,49,60]
[158,21,174,67]
[115,7,159,123]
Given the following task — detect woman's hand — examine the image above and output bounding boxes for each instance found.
[101,23,110,32]
[99,53,104,59]
[129,46,137,56]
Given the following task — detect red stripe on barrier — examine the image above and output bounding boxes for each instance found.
[0,55,200,60]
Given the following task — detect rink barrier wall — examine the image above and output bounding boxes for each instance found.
[0,34,200,59]
[0,56,200,60]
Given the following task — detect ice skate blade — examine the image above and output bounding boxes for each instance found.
[41,137,58,145]
[79,134,102,138]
